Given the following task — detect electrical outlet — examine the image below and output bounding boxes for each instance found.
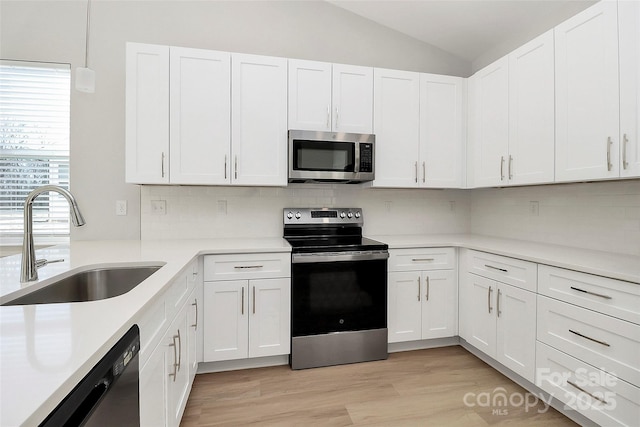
[529,201,539,216]
[385,201,392,212]
[116,200,127,216]
[449,201,456,212]
[151,200,166,215]
[217,200,227,215]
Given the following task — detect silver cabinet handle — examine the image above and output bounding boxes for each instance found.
[415,161,418,183]
[241,286,245,315]
[224,155,228,179]
[169,335,178,381]
[497,288,502,317]
[412,258,434,262]
[191,300,198,329]
[567,380,609,405]
[425,276,430,301]
[623,134,629,170]
[569,329,610,347]
[485,264,508,273]
[417,276,421,302]
[335,106,339,129]
[570,286,612,300]
[488,286,493,314]
[326,104,330,129]
[508,155,513,180]
[234,156,238,179]
[607,137,613,171]
[234,265,264,269]
[422,161,426,183]
[252,286,256,314]
[500,156,505,181]
[176,329,182,371]
[161,152,165,178]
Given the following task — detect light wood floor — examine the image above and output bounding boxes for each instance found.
[181,346,577,426]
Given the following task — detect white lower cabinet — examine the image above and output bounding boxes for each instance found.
[203,277,290,362]
[460,271,537,382]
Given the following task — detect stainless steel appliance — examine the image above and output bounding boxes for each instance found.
[284,208,388,369]
[41,325,140,426]
[288,130,375,183]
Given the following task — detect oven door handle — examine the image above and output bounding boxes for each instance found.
[292,251,389,264]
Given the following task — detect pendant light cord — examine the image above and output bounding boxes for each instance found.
[84,0,92,68]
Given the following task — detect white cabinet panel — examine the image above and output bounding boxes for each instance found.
[248,278,291,358]
[373,68,420,187]
[508,30,555,185]
[555,0,620,181]
[231,53,288,186]
[140,341,168,427]
[332,64,373,133]
[620,0,640,178]
[422,270,457,339]
[388,271,422,343]
[203,280,248,362]
[170,47,230,185]
[388,247,456,272]
[125,43,169,184]
[464,273,497,358]
[288,59,332,131]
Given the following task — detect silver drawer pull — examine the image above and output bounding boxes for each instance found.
[485,264,508,273]
[234,265,264,269]
[417,276,421,302]
[412,258,434,262]
[570,286,612,300]
[567,380,609,405]
[488,286,493,314]
[569,329,610,347]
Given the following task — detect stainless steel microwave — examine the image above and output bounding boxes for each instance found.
[288,130,375,183]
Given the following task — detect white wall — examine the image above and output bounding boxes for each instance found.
[470,180,640,256]
[140,185,470,239]
[0,0,470,241]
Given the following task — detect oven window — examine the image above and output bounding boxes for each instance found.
[291,259,387,336]
[292,140,354,172]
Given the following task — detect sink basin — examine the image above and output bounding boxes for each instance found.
[1,265,163,306]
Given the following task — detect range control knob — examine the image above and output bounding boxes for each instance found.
[286,211,293,219]
[340,211,346,219]
[347,212,353,218]
[354,211,361,218]
[295,212,302,219]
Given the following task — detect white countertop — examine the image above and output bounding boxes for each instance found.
[1,234,638,426]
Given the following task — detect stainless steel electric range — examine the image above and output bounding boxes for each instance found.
[283,207,389,369]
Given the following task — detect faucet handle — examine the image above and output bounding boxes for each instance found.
[35,258,65,269]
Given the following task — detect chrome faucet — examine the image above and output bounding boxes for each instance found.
[21,185,86,282]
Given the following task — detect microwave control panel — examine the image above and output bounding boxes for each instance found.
[359,143,373,172]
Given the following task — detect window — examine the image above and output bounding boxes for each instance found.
[0,61,71,244]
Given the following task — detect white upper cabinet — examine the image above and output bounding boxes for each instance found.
[288,59,332,131]
[469,56,510,187]
[508,30,555,185]
[332,64,374,133]
[170,47,231,185]
[125,43,170,184]
[555,0,620,182]
[420,73,465,188]
[619,0,640,178]
[373,68,420,187]
[231,53,288,186]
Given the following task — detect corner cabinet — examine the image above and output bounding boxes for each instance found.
[202,253,291,362]
[619,0,640,178]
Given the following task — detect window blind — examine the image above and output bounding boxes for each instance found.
[0,61,71,242]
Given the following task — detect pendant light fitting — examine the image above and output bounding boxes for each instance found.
[76,0,95,93]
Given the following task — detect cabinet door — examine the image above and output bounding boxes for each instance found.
[555,1,620,181]
[470,57,510,187]
[288,59,332,131]
[167,308,190,427]
[421,270,457,339]
[125,43,169,184]
[170,47,230,185]
[620,0,640,178]
[372,68,420,187]
[139,342,168,427]
[496,283,536,382]
[248,278,291,358]
[187,293,199,382]
[231,54,287,186]
[388,271,422,343]
[464,273,497,358]
[508,30,555,185]
[332,64,373,133]
[203,280,248,361]
[420,73,465,188]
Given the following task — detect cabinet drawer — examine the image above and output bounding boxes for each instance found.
[537,295,640,387]
[204,252,291,281]
[536,341,640,427]
[538,265,640,325]
[388,247,455,272]
[468,250,537,292]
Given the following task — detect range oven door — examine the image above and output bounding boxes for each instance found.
[291,252,388,337]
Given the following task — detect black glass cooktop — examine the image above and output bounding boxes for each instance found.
[285,235,388,253]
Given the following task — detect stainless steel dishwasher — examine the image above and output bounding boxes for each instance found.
[40,325,140,426]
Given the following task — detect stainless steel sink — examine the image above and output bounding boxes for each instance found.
[1,265,163,306]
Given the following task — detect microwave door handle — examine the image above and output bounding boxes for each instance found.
[354,142,360,173]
